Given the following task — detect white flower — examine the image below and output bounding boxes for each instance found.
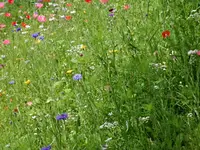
[188,50,198,55]
[70,11,76,14]
[39,25,44,29]
[187,113,193,118]
[139,116,150,123]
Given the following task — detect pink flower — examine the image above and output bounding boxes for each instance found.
[37,15,46,22]
[33,12,39,19]
[197,51,200,56]
[5,12,11,17]
[0,2,4,8]
[35,3,43,9]
[100,0,109,4]
[3,40,10,45]
[0,23,6,29]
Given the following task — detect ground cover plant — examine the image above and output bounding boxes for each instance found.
[1,0,200,149]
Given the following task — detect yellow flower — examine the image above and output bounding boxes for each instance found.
[66,70,73,74]
[81,45,86,50]
[35,39,41,44]
[109,50,119,53]
[83,11,86,14]
[24,80,31,85]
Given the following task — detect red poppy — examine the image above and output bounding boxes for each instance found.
[162,30,170,38]
[21,22,26,28]
[43,0,50,2]
[11,21,17,26]
[8,0,14,4]
[26,15,31,19]
[66,15,72,20]
[85,0,92,3]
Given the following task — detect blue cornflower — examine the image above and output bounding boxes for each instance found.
[56,113,68,120]
[9,80,15,84]
[16,27,21,32]
[32,32,40,38]
[39,36,44,40]
[73,74,82,80]
[41,145,51,150]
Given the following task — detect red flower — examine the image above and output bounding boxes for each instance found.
[5,12,11,17]
[66,3,72,7]
[8,0,14,4]
[21,22,26,28]
[85,0,92,3]
[66,15,72,20]
[43,0,50,2]
[162,30,170,38]
[11,21,17,26]
[26,15,31,20]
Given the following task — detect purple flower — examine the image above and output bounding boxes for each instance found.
[73,74,82,80]
[56,113,68,120]
[109,13,114,17]
[41,145,51,150]
[32,32,40,38]
[9,80,15,84]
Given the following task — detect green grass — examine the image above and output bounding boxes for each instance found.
[0,0,200,149]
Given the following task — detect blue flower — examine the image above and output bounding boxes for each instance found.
[39,36,44,40]
[41,145,51,150]
[73,74,82,80]
[56,113,68,120]
[16,27,21,32]
[9,80,15,84]
[32,32,40,38]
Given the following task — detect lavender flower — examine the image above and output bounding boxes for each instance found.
[41,145,51,150]
[109,13,114,17]
[73,74,82,80]
[56,113,68,120]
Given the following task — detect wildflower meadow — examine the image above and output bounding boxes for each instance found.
[1,0,200,149]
